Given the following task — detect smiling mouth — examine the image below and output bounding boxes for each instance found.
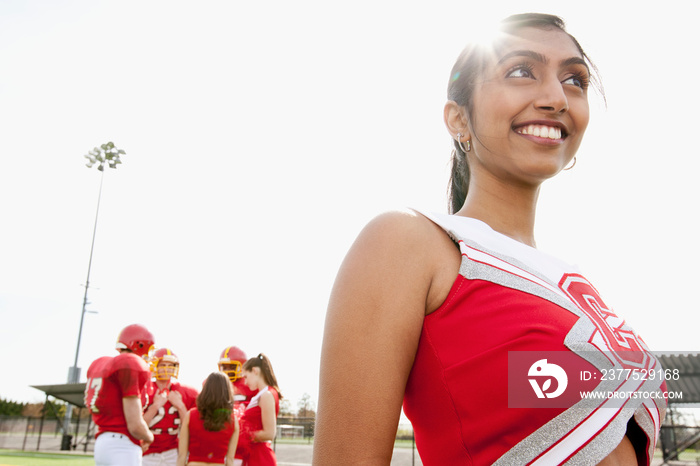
[515,124,564,140]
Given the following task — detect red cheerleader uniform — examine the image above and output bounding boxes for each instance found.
[403,212,666,465]
[239,386,280,466]
[186,407,237,464]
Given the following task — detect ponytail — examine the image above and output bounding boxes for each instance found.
[448,140,470,214]
[243,353,283,399]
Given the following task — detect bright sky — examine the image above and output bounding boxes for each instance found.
[1,1,698,415]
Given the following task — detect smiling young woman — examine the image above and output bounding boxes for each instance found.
[314,13,667,466]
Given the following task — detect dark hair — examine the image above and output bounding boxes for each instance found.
[446,13,604,214]
[196,372,235,431]
[242,353,283,399]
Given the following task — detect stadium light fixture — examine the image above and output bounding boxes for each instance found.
[62,142,125,451]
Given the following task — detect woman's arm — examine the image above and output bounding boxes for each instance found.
[176,410,190,466]
[313,211,451,464]
[253,391,276,442]
[224,416,240,466]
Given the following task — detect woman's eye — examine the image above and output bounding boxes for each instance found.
[506,65,534,79]
[562,74,589,89]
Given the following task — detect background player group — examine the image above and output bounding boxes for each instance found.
[84,323,282,466]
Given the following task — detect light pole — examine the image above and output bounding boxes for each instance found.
[61,142,125,451]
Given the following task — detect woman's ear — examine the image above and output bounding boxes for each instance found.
[444,101,470,141]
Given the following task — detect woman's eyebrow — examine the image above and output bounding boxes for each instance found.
[561,56,590,73]
[498,50,589,72]
[497,50,547,65]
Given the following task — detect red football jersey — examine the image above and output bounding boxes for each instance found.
[142,381,199,454]
[84,353,151,445]
[233,378,258,408]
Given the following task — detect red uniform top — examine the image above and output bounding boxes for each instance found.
[232,379,258,460]
[186,407,237,464]
[238,387,280,466]
[142,380,199,454]
[403,212,667,466]
[233,379,258,409]
[84,353,151,445]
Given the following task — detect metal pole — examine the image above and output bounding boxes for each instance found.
[62,165,105,449]
[73,409,81,451]
[85,412,92,453]
[412,430,415,465]
[37,407,46,451]
[22,417,30,451]
[74,166,105,373]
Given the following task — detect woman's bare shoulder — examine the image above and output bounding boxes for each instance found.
[358,209,456,258]
[357,208,447,246]
[340,209,458,307]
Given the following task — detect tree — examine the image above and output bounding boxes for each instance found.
[279,398,294,417]
[296,393,316,418]
[0,398,25,416]
[22,401,67,419]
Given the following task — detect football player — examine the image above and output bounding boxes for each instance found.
[142,348,198,466]
[218,346,258,410]
[84,323,155,466]
[218,346,258,466]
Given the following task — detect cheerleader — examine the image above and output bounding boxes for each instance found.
[177,372,239,466]
[238,354,281,466]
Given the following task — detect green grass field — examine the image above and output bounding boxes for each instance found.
[0,450,93,466]
[0,446,689,465]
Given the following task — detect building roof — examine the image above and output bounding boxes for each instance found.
[656,353,700,404]
[31,383,87,408]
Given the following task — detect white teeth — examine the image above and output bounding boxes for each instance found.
[517,124,562,140]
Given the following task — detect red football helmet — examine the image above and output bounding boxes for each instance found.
[116,324,155,359]
[218,346,247,382]
[151,348,180,381]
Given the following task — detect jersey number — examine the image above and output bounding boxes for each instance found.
[149,406,181,435]
[84,377,103,413]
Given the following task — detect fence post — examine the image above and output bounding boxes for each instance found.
[412,430,415,466]
[84,413,92,453]
[37,413,47,451]
[22,418,31,451]
[73,412,81,450]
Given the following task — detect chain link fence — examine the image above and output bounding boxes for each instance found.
[0,414,93,452]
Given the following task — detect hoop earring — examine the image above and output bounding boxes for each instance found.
[563,156,577,171]
[456,133,471,153]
